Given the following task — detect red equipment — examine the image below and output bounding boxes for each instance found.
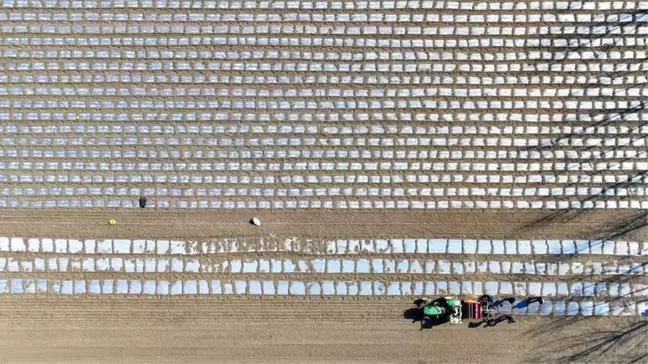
[462,299,482,320]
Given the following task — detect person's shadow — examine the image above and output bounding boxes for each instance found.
[468,315,516,328]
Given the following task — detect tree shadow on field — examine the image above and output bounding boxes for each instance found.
[519,5,648,238]
[525,271,648,362]
[529,317,647,364]
[519,7,648,363]
[519,6,648,241]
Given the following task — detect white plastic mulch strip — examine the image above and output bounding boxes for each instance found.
[0,278,646,316]
[1,1,647,210]
[1,237,646,256]
[3,199,647,209]
[1,257,646,276]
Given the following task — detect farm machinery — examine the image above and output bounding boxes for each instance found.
[413,295,541,327]
[416,296,463,324]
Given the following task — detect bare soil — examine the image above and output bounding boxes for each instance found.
[0,209,645,241]
[0,296,643,364]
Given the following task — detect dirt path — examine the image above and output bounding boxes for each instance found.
[0,210,645,241]
[0,296,642,364]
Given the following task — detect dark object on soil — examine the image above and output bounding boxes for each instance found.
[526,296,544,305]
[139,196,147,208]
[486,315,516,327]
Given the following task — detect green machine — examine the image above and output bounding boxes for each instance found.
[418,296,463,324]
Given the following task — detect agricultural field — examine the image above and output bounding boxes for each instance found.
[0,0,647,362]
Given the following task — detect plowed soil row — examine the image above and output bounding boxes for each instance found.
[0,296,641,364]
[0,210,645,240]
